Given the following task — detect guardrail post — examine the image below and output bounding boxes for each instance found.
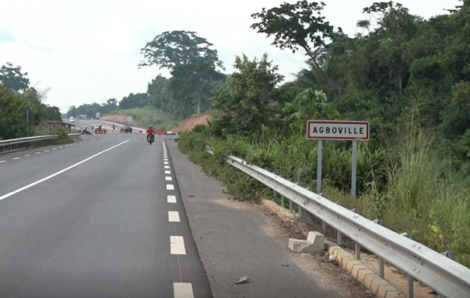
[336,201,342,245]
[351,208,361,260]
[281,195,284,208]
[407,274,414,298]
[299,205,302,218]
[401,232,414,297]
[289,200,293,212]
[355,243,361,260]
[373,219,385,278]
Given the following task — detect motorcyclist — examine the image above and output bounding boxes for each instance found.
[146,125,154,141]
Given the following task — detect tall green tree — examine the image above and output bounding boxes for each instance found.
[250,1,337,96]
[119,93,148,109]
[139,30,225,116]
[0,62,30,92]
[0,86,27,139]
[209,53,284,136]
[147,75,172,111]
[139,30,224,70]
[169,57,225,116]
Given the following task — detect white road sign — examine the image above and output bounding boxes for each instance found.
[307,120,370,140]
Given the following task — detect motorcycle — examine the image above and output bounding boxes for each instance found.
[147,134,154,145]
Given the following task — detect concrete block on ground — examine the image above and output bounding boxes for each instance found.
[288,231,324,253]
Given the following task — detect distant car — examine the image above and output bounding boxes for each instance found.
[70,117,75,123]
[166,131,176,135]
[80,127,91,135]
[123,126,132,133]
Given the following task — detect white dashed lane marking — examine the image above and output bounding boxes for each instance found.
[166,184,174,190]
[0,160,6,163]
[44,150,50,152]
[165,176,172,181]
[170,236,186,255]
[12,157,20,160]
[164,161,169,165]
[165,170,171,174]
[167,195,176,203]
[0,141,129,201]
[173,283,194,298]
[52,148,57,150]
[35,152,41,155]
[24,154,31,157]
[168,211,180,222]
[165,165,170,169]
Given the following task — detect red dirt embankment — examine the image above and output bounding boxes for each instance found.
[170,113,212,133]
[99,113,212,132]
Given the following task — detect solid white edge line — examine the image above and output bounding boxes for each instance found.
[0,140,129,201]
[167,195,176,203]
[170,236,186,255]
[173,283,194,298]
[168,211,180,222]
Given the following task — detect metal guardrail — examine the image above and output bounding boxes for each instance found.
[210,150,470,298]
[67,133,81,139]
[0,134,81,150]
[0,135,59,147]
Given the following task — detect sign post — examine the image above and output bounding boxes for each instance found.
[307,120,370,198]
[317,140,322,193]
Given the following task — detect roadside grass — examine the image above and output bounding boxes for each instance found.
[112,106,180,130]
[177,126,470,268]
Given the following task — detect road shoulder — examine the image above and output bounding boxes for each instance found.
[167,140,374,298]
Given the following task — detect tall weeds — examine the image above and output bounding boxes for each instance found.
[178,125,470,267]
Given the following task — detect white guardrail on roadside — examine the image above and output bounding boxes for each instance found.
[207,149,470,298]
[0,134,81,147]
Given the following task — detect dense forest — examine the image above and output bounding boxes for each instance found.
[176,0,470,267]
[0,62,62,140]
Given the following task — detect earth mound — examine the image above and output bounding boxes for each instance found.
[170,113,212,133]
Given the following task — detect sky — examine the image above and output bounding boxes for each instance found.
[0,0,461,114]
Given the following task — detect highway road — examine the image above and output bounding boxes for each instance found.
[0,132,210,297]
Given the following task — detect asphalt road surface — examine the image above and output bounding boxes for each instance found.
[0,133,210,297]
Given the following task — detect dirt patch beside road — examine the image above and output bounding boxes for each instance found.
[170,113,212,133]
[99,113,212,132]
